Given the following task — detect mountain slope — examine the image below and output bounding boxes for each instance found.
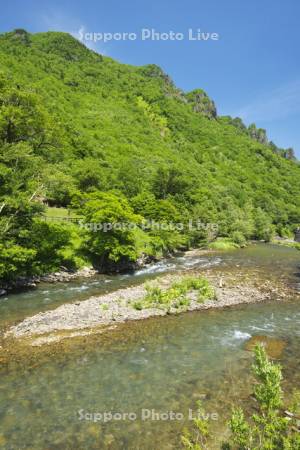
[0,29,299,279]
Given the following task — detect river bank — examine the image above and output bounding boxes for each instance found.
[1,244,300,449]
[0,248,218,296]
[0,240,269,297]
[0,266,98,297]
[5,262,297,347]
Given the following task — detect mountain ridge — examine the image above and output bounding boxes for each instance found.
[0,29,299,280]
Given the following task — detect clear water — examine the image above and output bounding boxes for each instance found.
[0,244,299,449]
[0,253,221,330]
[1,243,298,329]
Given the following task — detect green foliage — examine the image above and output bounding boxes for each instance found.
[0,243,36,280]
[57,222,88,270]
[136,96,169,136]
[182,402,210,450]
[208,238,239,251]
[183,345,300,449]
[0,29,299,282]
[18,220,73,273]
[81,191,142,269]
[133,276,215,311]
[225,345,300,449]
[230,231,247,247]
[254,208,276,242]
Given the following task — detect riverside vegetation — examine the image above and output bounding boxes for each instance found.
[182,345,300,450]
[0,29,299,287]
[132,276,216,312]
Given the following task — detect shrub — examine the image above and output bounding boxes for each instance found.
[135,276,215,311]
[231,231,247,247]
[208,238,239,251]
[0,243,36,281]
[182,345,300,449]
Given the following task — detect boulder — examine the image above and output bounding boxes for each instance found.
[245,335,286,358]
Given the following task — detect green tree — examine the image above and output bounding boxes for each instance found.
[0,243,36,281]
[0,74,61,157]
[254,208,276,242]
[18,220,72,273]
[81,192,143,270]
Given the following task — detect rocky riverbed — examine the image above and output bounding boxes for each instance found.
[5,266,296,347]
[0,266,98,296]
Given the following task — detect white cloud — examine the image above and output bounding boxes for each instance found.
[234,80,300,123]
[73,26,103,53]
[36,10,106,54]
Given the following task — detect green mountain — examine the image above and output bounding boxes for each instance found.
[0,29,299,281]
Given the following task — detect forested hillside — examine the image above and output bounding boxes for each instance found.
[0,29,299,282]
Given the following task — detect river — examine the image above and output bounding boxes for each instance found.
[0,243,299,449]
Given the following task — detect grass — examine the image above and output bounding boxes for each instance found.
[44,207,81,219]
[208,238,240,251]
[57,223,90,269]
[132,276,216,312]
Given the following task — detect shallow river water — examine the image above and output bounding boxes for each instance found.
[0,244,299,449]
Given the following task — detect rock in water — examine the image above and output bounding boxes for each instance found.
[245,335,286,358]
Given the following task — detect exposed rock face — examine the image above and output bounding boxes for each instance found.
[141,64,188,103]
[11,29,31,45]
[294,228,300,242]
[142,64,174,86]
[185,89,217,119]
[248,124,268,144]
[245,335,287,358]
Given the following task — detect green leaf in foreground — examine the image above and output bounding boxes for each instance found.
[182,345,300,449]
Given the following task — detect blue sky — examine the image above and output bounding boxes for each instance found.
[1,0,300,156]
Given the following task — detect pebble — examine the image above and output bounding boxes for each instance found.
[4,270,294,347]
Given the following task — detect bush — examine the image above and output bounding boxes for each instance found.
[208,238,239,251]
[182,345,300,449]
[0,243,36,281]
[81,191,143,270]
[135,276,215,311]
[230,231,247,247]
[19,220,72,273]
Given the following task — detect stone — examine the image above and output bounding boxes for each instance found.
[245,335,287,359]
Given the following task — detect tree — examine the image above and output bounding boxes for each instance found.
[152,166,191,199]
[0,243,36,281]
[81,192,143,270]
[72,158,109,193]
[254,208,275,242]
[0,74,61,156]
[18,220,72,273]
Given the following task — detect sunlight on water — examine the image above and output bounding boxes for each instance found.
[0,244,299,448]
